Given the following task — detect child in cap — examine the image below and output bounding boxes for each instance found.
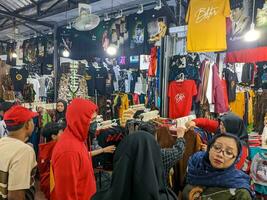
[38,121,66,200]
[0,105,38,199]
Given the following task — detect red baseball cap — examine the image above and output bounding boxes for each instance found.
[4,105,38,126]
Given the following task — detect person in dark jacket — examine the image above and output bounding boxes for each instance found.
[92,131,177,200]
[183,133,253,200]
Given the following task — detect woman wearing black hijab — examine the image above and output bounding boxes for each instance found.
[55,99,67,122]
[92,131,177,200]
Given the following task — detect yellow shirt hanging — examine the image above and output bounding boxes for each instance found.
[186,0,230,52]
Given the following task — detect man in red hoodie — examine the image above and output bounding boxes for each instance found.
[51,98,98,200]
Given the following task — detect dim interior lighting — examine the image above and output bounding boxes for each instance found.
[12,52,17,58]
[106,44,117,56]
[244,0,260,42]
[63,49,70,57]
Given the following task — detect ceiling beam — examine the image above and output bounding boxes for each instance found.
[40,0,65,16]
[21,22,45,36]
[162,0,178,25]
[29,0,38,6]
[0,18,9,27]
[0,9,54,28]
[0,3,12,12]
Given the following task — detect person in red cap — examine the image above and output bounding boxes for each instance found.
[51,98,98,200]
[0,105,38,200]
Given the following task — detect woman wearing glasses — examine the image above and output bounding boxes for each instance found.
[185,112,249,170]
[182,133,253,200]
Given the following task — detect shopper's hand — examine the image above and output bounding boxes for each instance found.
[201,144,207,152]
[176,127,186,138]
[103,145,116,154]
[185,120,196,131]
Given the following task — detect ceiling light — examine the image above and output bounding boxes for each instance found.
[63,49,70,57]
[244,23,260,42]
[115,10,123,19]
[12,52,17,58]
[244,0,260,42]
[137,4,144,14]
[154,0,162,10]
[106,44,117,56]
[104,13,111,21]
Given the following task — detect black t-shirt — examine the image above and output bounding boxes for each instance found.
[106,67,115,95]
[130,71,139,93]
[241,63,254,85]
[223,68,238,102]
[10,67,29,92]
[41,64,54,75]
[168,54,200,82]
[95,67,108,95]
[85,66,97,96]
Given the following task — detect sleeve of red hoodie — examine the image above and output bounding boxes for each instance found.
[193,118,219,133]
[53,152,80,200]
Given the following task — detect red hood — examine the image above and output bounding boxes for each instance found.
[65,98,97,142]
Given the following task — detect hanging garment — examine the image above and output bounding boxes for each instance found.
[229,92,245,120]
[148,47,157,77]
[168,80,197,118]
[58,74,88,101]
[254,91,267,133]
[172,130,202,193]
[23,83,35,103]
[212,64,227,113]
[186,0,230,52]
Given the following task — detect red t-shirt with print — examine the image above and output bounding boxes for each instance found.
[168,80,197,118]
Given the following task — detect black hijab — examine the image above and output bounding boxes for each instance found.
[219,112,248,146]
[55,99,67,122]
[92,131,177,200]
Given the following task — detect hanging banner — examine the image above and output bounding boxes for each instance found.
[227,0,267,52]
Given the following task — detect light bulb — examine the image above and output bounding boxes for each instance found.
[106,45,117,56]
[63,49,70,57]
[12,52,17,58]
[244,23,260,42]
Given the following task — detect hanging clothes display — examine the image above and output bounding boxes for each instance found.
[168,80,197,119]
[186,0,230,52]
[10,67,29,93]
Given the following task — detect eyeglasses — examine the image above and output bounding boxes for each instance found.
[211,143,236,159]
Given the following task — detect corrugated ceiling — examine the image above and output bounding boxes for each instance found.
[0,0,38,12]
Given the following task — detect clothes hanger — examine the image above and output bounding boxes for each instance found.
[175,73,185,82]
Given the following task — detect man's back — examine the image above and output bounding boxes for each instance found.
[0,137,37,200]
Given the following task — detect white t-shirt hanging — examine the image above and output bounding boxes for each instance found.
[140,55,151,70]
[235,63,244,83]
[113,65,121,91]
[125,71,133,93]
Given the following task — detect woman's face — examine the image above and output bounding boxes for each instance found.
[209,137,238,169]
[56,102,65,113]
